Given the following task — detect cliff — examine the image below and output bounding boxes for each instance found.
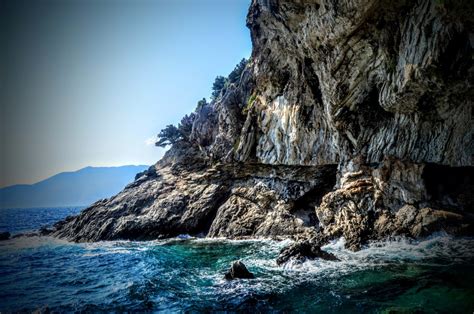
[53,0,473,251]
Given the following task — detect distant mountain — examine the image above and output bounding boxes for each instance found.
[0,165,149,209]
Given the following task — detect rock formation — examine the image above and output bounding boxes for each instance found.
[52,0,473,252]
[0,232,10,241]
[224,261,255,280]
[276,239,339,265]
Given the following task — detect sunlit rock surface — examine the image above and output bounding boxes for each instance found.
[53,0,473,250]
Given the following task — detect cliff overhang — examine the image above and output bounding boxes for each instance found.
[51,0,473,251]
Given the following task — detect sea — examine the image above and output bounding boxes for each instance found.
[0,207,473,312]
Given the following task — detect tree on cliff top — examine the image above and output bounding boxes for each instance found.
[178,113,195,140]
[211,59,248,100]
[196,98,208,110]
[155,125,181,147]
[156,59,248,148]
[211,76,226,100]
[228,58,247,83]
[155,113,196,147]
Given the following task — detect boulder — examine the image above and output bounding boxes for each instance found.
[0,232,11,241]
[224,261,255,280]
[276,240,339,265]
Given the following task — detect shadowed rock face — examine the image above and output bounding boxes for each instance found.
[276,239,339,265]
[0,232,10,241]
[53,0,473,250]
[53,143,338,242]
[224,261,255,280]
[242,0,473,167]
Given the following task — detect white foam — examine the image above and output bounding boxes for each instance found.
[273,234,474,279]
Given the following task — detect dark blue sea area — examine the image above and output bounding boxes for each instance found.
[0,207,473,312]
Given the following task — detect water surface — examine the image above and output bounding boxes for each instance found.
[0,207,473,312]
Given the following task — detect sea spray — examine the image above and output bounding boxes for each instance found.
[0,234,474,311]
[1,211,473,312]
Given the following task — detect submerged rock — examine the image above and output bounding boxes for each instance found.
[277,240,339,266]
[224,261,255,280]
[0,232,10,241]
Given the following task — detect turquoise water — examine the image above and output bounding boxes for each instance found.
[0,208,473,312]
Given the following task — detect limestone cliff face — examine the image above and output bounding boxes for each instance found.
[53,0,473,250]
[205,0,473,168]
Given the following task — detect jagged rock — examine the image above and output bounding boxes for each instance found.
[317,173,376,251]
[374,205,473,239]
[208,179,312,238]
[224,261,255,280]
[242,0,473,167]
[52,145,337,242]
[277,240,339,265]
[317,158,474,250]
[0,232,10,241]
[50,0,473,248]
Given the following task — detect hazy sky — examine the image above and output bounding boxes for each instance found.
[0,0,252,187]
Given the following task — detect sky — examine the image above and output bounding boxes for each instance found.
[0,0,252,188]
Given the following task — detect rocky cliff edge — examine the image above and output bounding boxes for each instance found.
[53,0,474,251]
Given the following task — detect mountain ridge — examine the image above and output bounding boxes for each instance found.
[0,165,149,209]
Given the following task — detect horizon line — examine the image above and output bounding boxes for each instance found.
[0,164,151,189]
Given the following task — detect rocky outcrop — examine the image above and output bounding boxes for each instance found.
[0,232,10,241]
[224,261,255,280]
[241,0,473,168]
[53,142,337,241]
[52,0,473,251]
[316,158,473,250]
[276,239,339,265]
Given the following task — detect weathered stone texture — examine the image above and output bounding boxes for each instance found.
[52,0,473,250]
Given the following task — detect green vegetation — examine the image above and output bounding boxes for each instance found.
[211,58,248,100]
[228,58,247,84]
[212,76,226,100]
[178,113,196,140]
[155,112,196,147]
[196,98,208,110]
[243,92,257,114]
[156,58,249,148]
[155,125,181,147]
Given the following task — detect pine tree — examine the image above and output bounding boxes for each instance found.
[228,58,247,83]
[155,125,181,147]
[211,76,226,99]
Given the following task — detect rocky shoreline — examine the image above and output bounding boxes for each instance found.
[46,0,472,263]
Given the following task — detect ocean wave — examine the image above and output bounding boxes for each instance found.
[279,233,474,275]
[1,233,473,312]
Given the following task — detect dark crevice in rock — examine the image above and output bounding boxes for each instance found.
[303,57,323,106]
[416,93,443,121]
[336,87,392,152]
[422,164,474,212]
[275,69,291,95]
[293,166,337,214]
[438,29,472,78]
[358,86,393,130]
[200,189,232,237]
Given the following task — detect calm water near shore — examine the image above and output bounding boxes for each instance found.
[0,207,473,312]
